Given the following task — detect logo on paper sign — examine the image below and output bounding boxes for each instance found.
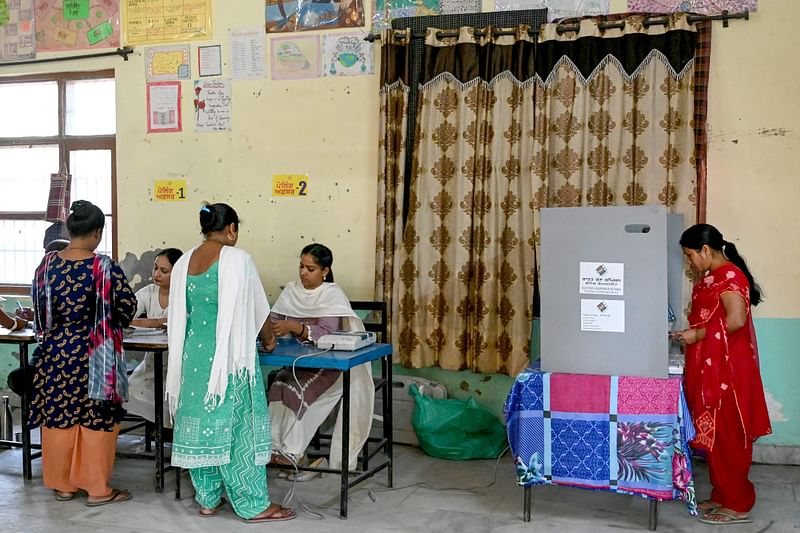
[580,261,624,296]
[597,301,607,313]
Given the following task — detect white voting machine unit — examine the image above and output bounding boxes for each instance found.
[317,331,377,351]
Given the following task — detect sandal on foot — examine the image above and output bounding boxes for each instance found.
[199,498,226,517]
[242,504,296,523]
[85,488,132,507]
[54,490,76,502]
[697,499,721,514]
[698,510,753,525]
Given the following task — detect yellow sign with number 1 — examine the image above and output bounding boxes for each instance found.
[272,175,309,197]
[154,179,188,201]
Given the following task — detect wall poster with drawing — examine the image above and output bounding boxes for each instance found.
[265,0,363,33]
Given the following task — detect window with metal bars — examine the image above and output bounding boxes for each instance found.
[0,70,116,292]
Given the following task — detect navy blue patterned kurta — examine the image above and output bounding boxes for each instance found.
[28,256,137,431]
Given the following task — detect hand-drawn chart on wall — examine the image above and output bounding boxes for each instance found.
[0,0,35,62]
[34,0,120,52]
[123,0,211,46]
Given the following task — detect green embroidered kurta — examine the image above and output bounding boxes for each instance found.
[171,263,271,468]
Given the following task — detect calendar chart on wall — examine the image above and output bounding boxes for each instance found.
[123,0,211,45]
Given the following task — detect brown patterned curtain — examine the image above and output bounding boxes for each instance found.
[375,29,410,347]
[376,14,707,376]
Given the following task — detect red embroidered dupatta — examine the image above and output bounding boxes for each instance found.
[684,263,771,451]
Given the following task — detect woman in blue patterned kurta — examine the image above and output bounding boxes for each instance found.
[30,200,137,505]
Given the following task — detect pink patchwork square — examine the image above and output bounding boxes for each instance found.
[617,376,680,415]
[550,374,610,413]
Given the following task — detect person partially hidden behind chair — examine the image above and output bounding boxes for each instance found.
[6,237,69,397]
[268,243,374,481]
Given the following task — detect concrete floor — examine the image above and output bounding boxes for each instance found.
[1,429,799,532]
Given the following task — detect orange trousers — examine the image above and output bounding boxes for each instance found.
[41,424,120,498]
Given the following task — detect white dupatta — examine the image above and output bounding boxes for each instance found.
[166,245,270,419]
[272,280,374,470]
[271,281,357,325]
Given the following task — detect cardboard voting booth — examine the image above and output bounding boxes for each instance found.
[540,206,684,378]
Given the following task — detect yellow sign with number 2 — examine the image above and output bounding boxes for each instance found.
[272,175,309,197]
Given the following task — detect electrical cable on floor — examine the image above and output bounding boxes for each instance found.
[338,445,512,507]
[272,346,331,519]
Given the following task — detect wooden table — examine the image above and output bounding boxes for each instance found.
[0,328,41,480]
[260,337,394,519]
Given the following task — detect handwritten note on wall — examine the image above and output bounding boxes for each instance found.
[194,79,231,132]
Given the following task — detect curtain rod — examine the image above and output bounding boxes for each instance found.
[0,46,134,67]
[363,9,748,42]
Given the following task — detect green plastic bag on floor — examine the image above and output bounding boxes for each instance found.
[409,384,507,460]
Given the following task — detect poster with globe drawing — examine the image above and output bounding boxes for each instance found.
[322,32,373,77]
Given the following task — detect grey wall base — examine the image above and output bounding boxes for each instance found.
[753,444,800,465]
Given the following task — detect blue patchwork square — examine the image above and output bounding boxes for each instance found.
[551,418,610,482]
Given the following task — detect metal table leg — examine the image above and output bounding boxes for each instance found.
[154,349,165,491]
[20,342,32,480]
[648,500,658,530]
[385,354,393,487]
[340,370,351,519]
[524,486,531,522]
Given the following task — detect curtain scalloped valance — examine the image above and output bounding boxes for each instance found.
[382,13,698,88]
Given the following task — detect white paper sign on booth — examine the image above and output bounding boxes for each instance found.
[579,261,624,296]
[580,299,625,333]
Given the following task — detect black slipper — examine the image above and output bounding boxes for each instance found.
[85,488,132,507]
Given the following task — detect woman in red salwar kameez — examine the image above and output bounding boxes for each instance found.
[673,224,771,525]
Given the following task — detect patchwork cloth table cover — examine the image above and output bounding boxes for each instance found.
[505,367,698,515]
